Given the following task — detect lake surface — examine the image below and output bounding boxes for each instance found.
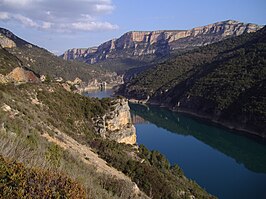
[84,89,114,99]
[86,89,266,199]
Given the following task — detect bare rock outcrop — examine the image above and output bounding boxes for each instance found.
[93,98,136,145]
[0,28,28,48]
[0,35,16,48]
[7,67,39,83]
[62,20,263,64]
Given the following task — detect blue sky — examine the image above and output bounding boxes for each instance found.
[0,0,265,55]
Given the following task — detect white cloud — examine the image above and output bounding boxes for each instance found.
[14,14,38,28]
[0,0,118,32]
[42,21,52,29]
[1,0,35,8]
[94,4,114,13]
[0,12,9,20]
[71,21,118,31]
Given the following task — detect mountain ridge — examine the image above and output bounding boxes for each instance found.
[61,20,263,71]
[0,27,118,83]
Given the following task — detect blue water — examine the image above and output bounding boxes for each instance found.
[86,90,266,199]
[84,89,114,99]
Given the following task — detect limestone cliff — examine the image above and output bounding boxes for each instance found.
[62,47,97,61]
[93,98,136,145]
[62,20,263,64]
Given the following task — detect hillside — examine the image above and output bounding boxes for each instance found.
[0,45,22,75]
[0,155,86,198]
[0,73,215,198]
[61,20,262,72]
[120,26,266,138]
[0,28,115,83]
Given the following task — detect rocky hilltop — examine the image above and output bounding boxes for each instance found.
[0,28,28,48]
[62,20,263,65]
[0,27,116,83]
[93,98,136,145]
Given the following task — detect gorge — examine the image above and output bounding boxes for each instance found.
[0,16,265,199]
[86,89,266,199]
[119,26,266,139]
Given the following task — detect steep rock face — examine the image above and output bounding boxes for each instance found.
[62,20,263,64]
[93,98,136,145]
[62,47,97,61]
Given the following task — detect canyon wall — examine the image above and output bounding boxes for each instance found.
[62,20,263,64]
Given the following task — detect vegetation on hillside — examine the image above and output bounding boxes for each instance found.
[0,27,111,82]
[90,138,213,199]
[8,45,107,82]
[0,155,86,198]
[0,82,214,198]
[0,47,21,75]
[0,83,128,199]
[121,27,266,136]
[91,56,152,73]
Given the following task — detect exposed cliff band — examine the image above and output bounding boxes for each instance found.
[93,98,136,145]
[62,20,263,64]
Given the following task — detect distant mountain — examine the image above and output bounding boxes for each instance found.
[0,28,112,82]
[61,20,263,72]
[119,26,266,138]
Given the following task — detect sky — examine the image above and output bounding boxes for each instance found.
[0,0,265,55]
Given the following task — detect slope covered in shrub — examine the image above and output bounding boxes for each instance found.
[0,155,86,198]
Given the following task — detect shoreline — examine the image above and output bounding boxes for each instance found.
[176,108,266,141]
[128,98,266,140]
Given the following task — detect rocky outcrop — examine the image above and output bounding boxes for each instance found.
[62,47,97,61]
[62,20,263,64]
[0,27,115,84]
[0,35,16,48]
[0,28,28,48]
[93,98,136,145]
[7,67,39,83]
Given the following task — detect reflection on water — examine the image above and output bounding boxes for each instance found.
[84,89,266,199]
[130,103,266,199]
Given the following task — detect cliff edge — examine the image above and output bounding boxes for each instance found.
[93,98,136,145]
[62,20,263,65]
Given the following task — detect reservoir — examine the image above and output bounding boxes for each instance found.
[86,89,266,199]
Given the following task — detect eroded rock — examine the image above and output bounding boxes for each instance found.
[93,98,137,145]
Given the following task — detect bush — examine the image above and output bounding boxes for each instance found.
[0,155,86,198]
